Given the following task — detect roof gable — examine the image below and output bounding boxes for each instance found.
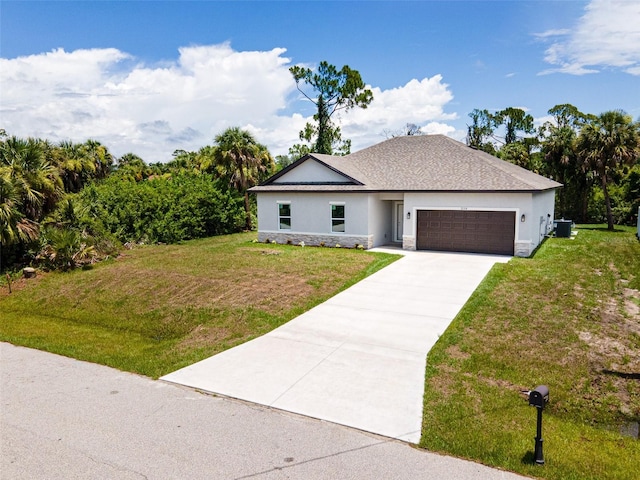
[263,154,362,186]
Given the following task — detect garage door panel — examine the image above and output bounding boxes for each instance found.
[417,210,514,255]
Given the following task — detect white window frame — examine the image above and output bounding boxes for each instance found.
[330,202,345,233]
[277,201,291,230]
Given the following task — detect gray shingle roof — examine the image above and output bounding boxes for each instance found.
[251,135,562,192]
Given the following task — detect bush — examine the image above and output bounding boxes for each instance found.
[77,173,246,244]
[37,226,96,271]
[586,165,640,226]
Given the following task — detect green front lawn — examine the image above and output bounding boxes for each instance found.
[421,226,640,480]
[3,227,639,479]
[0,232,398,378]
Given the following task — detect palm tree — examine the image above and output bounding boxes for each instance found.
[541,124,579,218]
[0,169,39,246]
[83,139,114,179]
[195,145,217,174]
[539,104,596,221]
[577,110,640,230]
[116,153,149,181]
[0,136,62,222]
[168,150,199,174]
[1,168,41,272]
[53,140,96,192]
[213,127,274,230]
[39,225,96,271]
[1,135,59,271]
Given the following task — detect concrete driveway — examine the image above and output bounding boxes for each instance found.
[162,249,510,444]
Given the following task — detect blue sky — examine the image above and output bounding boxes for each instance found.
[1,0,639,162]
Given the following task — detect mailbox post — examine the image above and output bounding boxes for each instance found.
[528,385,549,465]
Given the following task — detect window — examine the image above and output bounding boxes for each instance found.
[278,203,291,230]
[331,204,345,232]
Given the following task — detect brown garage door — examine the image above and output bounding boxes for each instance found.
[416,210,515,255]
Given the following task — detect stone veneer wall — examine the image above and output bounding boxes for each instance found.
[514,241,532,258]
[402,235,416,250]
[258,232,373,249]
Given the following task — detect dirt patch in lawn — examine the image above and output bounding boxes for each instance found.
[445,344,471,361]
[623,288,640,319]
[173,324,232,352]
[0,271,49,299]
[573,282,640,422]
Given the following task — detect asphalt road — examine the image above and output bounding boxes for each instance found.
[1,342,528,479]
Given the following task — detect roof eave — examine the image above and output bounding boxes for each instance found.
[249,185,562,194]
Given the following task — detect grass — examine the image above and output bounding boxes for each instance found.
[3,227,639,478]
[0,232,398,378]
[421,225,640,480]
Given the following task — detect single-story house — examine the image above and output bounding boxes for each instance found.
[250,135,562,257]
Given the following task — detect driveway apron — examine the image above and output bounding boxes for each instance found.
[161,249,510,443]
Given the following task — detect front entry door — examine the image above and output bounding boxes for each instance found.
[395,203,404,242]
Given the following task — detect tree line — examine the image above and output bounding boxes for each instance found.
[466,105,640,230]
[2,60,639,273]
[0,127,274,272]
[1,61,370,273]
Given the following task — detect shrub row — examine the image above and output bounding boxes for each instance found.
[78,173,246,244]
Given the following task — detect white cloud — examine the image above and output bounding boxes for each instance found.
[533,29,571,39]
[1,44,296,161]
[422,122,457,136]
[533,115,555,128]
[340,75,456,150]
[537,0,640,75]
[0,44,457,160]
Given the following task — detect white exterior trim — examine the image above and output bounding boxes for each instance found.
[393,201,404,243]
[276,201,291,231]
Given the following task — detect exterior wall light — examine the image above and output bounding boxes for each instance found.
[521,214,526,222]
[407,211,411,220]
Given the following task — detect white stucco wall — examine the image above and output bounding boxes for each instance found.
[256,192,372,247]
[256,189,558,255]
[368,194,393,247]
[531,189,556,245]
[272,159,347,184]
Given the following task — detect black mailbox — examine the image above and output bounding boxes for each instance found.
[529,385,549,408]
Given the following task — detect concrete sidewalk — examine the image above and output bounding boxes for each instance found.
[162,249,510,443]
[1,342,529,479]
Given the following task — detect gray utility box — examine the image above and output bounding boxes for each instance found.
[555,219,572,238]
